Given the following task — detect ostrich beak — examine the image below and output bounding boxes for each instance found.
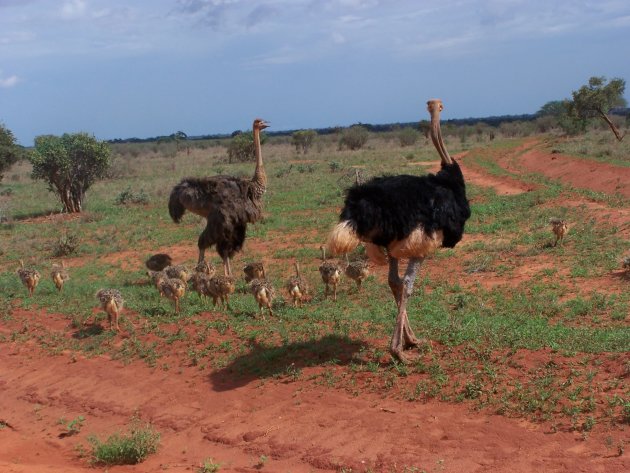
[427,99,453,166]
[260,120,270,129]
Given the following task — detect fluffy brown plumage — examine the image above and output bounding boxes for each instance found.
[94,289,124,332]
[249,278,275,319]
[17,260,40,297]
[164,264,192,284]
[169,119,270,277]
[50,261,69,292]
[243,262,265,282]
[195,260,216,277]
[205,275,236,309]
[286,262,307,307]
[145,253,173,271]
[550,218,568,247]
[344,254,369,291]
[319,246,342,301]
[158,277,186,314]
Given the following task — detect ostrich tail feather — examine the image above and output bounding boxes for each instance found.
[327,221,360,256]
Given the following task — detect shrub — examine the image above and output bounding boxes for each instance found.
[292,130,317,154]
[398,127,419,147]
[115,187,149,205]
[0,123,23,182]
[29,132,112,213]
[52,232,79,256]
[88,422,160,466]
[227,131,267,163]
[339,125,369,150]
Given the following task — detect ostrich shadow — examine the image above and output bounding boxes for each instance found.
[208,334,366,392]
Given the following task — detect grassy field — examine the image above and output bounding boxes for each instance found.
[1,129,628,435]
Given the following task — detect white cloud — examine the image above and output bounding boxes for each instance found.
[0,72,19,88]
[61,0,87,19]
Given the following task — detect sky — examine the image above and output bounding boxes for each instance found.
[1,0,629,146]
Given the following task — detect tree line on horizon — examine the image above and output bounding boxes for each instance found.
[0,76,627,215]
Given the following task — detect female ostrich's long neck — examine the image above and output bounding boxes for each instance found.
[251,125,267,200]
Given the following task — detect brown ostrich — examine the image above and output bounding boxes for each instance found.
[327,99,471,363]
[164,264,193,284]
[243,261,266,282]
[318,246,342,301]
[17,260,40,297]
[94,289,124,332]
[344,254,370,291]
[169,119,269,277]
[286,262,308,307]
[205,275,236,309]
[550,218,568,247]
[249,278,275,319]
[145,253,173,271]
[51,261,69,292]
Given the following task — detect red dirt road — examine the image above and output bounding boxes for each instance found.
[1,343,628,473]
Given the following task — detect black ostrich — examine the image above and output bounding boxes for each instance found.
[168,119,269,276]
[327,99,470,363]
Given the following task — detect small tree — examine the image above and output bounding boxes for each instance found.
[30,132,112,213]
[571,76,627,141]
[339,125,369,150]
[0,123,22,182]
[292,129,317,154]
[227,131,267,163]
[397,127,419,147]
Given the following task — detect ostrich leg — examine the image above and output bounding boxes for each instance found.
[389,257,425,363]
[223,256,232,277]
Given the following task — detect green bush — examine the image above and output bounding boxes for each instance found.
[115,187,149,205]
[339,125,369,150]
[88,422,160,466]
[0,123,23,182]
[292,130,317,154]
[398,127,419,147]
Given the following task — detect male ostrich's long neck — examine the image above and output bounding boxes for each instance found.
[251,124,267,200]
[427,99,453,166]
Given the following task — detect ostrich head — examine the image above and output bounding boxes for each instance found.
[253,118,270,131]
[427,99,453,166]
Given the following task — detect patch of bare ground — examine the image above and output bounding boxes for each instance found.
[1,342,628,473]
[497,141,630,199]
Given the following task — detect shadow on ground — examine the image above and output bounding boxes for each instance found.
[208,334,366,392]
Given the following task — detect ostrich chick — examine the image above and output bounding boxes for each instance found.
[152,273,186,313]
[50,261,70,292]
[319,246,342,301]
[344,254,370,291]
[190,261,216,301]
[145,253,173,271]
[95,289,124,332]
[243,262,266,282]
[17,260,40,297]
[623,256,630,272]
[550,218,568,247]
[164,264,193,284]
[195,260,216,277]
[286,262,307,307]
[249,278,275,319]
[206,275,236,309]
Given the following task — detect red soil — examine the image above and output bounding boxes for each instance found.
[2,141,629,472]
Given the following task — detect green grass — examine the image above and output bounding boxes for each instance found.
[88,421,160,466]
[1,132,628,427]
